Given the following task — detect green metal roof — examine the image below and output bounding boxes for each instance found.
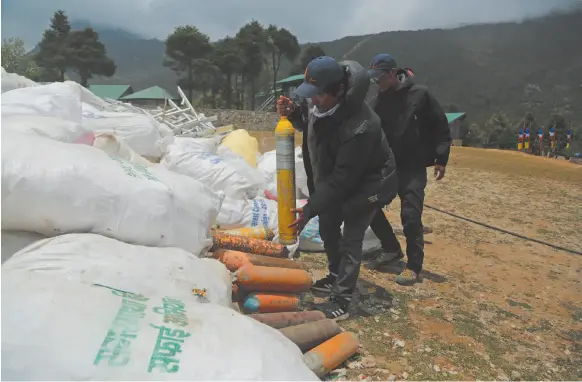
[120,86,176,100]
[255,87,283,97]
[88,85,132,100]
[276,74,304,85]
[446,112,467,123]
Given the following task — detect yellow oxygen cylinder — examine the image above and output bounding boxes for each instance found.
[275,116,297,245]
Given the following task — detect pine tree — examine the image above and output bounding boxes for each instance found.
[68,28,116,87]
[35,10,72,81]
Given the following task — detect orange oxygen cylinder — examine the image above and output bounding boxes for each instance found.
[303,331,360,377]
[279,318,342,352]
[212,232,289,258]
[248,310,326,329]
[275,116,297,245]
[243,292,299,313]
[235,264,312,293]
[213,249,306,271]
[222,226,275,241]
[213,249,251,271]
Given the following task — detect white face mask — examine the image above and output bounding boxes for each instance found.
[311,102,340,119]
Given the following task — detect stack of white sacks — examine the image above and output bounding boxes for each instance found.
[0,68,318,380]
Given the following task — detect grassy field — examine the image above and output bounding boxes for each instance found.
[251,133,582,381]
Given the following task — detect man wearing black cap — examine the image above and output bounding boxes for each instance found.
[277,56,398,320]
[365,53,451,286]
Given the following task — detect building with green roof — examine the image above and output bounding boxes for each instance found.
[255,74,304,110]
[88,85,133,100]
[446,112,466,124]
[277,74,304,98]
[445,112,467,146]
[120,86,178,107]
[277,74,304,85]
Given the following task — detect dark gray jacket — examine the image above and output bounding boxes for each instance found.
[368,73,451,169]
[288,60,398,220]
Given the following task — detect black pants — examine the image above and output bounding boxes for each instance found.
[319,206,377,302]
[370,167,427,273]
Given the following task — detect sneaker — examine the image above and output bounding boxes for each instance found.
[311,273,336,293]
[362,248,383,261]
[365,251,404,271]
[395,268,419,286]
[316,298,350,321]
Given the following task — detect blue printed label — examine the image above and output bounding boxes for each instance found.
[250,199,271,228]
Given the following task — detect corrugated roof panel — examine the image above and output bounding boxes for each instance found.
[88,85,132,100]
[277,74,304,84]
[120,86,176,100]
[446,112,467,123]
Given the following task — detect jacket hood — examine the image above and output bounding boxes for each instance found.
[395,70,414,91]
[338,60,370,108]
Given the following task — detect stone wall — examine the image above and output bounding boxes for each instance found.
[200,109,279,131]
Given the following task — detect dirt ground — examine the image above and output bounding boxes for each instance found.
[252,132,582,381]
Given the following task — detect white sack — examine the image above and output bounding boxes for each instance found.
[294,147,310,197]
[3,233,232,307]
[158,123,174,152]
[216,197,278,233]
[362,226,382,254]
[1,272,318,381]
[1,230,46,264]
[1,130,222,256]
[1,82,82,123]
[92,133,153,166]
[1,114,89,142]
[299,219,382,253]
[258,147,309,198]
[170,135,221,155]
[162,142,266,199]
[68,81,111,110]
[82,102,102,114]
[296,200,382,253]
[82,110,172,159]
[1,67,38,93]
[298,216,325,252]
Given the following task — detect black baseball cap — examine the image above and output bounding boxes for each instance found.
[368,53,398,79]
[293,56,345,99]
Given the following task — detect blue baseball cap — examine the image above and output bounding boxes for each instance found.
[368,53,398,79]
[293,56,345,99]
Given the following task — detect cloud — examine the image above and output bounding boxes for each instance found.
[1,0,578,49]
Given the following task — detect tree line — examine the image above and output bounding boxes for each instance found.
[164,21,325,110]
[1,11,116,86]
[1,10,326,110]
[1,10,579,153]
[450,104,579,154]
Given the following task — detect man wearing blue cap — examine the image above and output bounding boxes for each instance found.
[365,53,451,286]
[277,56,398,320]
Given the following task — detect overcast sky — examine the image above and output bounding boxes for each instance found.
[1,0,579,48]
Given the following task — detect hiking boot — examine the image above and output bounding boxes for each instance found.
[365,251,404,271]
[311,273,336,293]
[395,268,420,286]
[362,248,383,261]
[316,297,350,321]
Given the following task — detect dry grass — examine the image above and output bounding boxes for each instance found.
[250,132,582,381]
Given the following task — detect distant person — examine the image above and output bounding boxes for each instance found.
[276,56,398,320]
[364,53,451,286]
[538,127,544,156]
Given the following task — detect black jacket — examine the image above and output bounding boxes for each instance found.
[368,74,451,169]
[288,60,397,220]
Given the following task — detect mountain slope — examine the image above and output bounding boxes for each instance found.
[68,20,177,90]
[319,10,582,125]
[79,10,581,126]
